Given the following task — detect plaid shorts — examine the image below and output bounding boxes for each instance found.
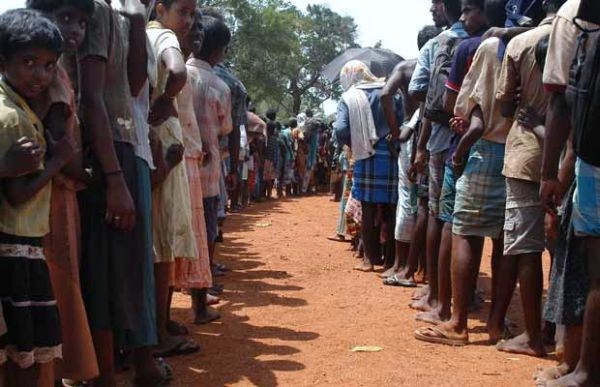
[453,139,506,238]
[573,158,600,237]
[438,165,457,224]
[428,151,447,217]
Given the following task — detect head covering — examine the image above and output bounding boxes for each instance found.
[339,60,385,91]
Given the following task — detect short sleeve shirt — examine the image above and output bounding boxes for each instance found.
[178,76,204,159]
[497,19,554,182]
[542,0,583,92]
[454,38,511,144]
[0,81,51,237]
[446,37,483,93]
[78,0,136,145]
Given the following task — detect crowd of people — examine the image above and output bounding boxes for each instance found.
[329,0,599,386]
[0,0,338,386]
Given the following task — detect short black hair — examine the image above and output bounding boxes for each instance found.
[197,15,231,60]
[417,25,442,50]
[444,0,462,22]
[544,0,567,14]
[484,0,508,28]
[463,0,485,9]
[288,118,298,129]
[266,108,277,121]
[305,109,314,118]
[0,9,63,60]
[26,0,95,16]
[535,34,550,70]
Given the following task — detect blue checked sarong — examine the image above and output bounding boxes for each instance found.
[573,158,600,237]
[352,138,399,204]
[453,139,506,238]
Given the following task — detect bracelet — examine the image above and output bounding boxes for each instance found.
[105,169,123,176]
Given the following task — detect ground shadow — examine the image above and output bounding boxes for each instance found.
[167,197,320,386]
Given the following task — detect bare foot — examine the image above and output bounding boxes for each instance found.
[415,309,446,325]
[409,296,435,312]
[379,267,397,278]
[353,259,373,272]
[496,332,546,357]
[194,307,221,325]
[534,363,570,385]
[545,371,595,387]
[412,284,430,300]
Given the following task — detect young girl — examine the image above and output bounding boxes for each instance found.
[26,0,100,383]
[146,0,199,355]
[0,9,76,386]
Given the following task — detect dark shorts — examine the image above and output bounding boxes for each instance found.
[203,196,219,243]
[79,142,145,336]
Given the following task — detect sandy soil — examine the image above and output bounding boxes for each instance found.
[123,194,556,386]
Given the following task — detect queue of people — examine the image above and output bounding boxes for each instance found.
[331,1,600,386]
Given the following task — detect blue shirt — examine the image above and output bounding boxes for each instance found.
[409,22,470,155]
[334,87,404,149]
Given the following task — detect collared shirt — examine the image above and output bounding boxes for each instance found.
[187,58,233,197]
[455,37,512,144]
[0,80,51,237]
[78,0,137,145]
[409,22,469,155]
[497,18,554,182]
[543,0,581,92]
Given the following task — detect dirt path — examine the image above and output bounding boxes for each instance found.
[165,194,554,386]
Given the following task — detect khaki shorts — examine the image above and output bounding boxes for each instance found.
[503,178,545,255]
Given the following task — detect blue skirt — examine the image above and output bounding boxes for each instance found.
[352,138,399,204]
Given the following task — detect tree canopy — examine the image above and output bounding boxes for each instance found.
[201,0,358,115]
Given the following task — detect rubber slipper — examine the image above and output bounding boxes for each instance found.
[166,320,189,336]
[327,235,349,243]
[414,327,468,346]
[154,338,200,358]
[383,274,417,287]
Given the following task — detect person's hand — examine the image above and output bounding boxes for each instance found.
[149,94,177,127]
[165,143,185,169]
[412,150,427,175]
[48,131,78,167]
[4,137,43,176]
[105,173,136,232]
[540,178,563,214]
[517,106,543,130]
[482,26,508,40]
[451,153,465,178]
[449,117,468,135]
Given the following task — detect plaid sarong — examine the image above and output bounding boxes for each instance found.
[352,138,399,204]
[453,139,506,238]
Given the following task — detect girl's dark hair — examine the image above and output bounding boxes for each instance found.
[0,9,63,60]
[26,0,95,16]
[196,15,231,59]
[288,118,298,129]
[266,108,277,121]
[485,0,508,28]
[535,34,550,70]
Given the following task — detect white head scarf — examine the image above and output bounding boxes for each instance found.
[339,60,385,91]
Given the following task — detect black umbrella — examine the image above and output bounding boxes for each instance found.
[321,47,404,83]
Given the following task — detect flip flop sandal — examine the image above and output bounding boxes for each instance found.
[166,320,189,336]
[383,275,417,287]
[215,263,229,272]
[327,235,348,242]
[156,358,173,381]
[154,338,201,358]
[414,327,468,346]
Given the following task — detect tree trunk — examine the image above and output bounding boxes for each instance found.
[292,91,302,116]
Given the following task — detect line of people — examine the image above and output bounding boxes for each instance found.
[331,1,599,386]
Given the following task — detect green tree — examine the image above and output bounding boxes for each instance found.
[200,0,357,115]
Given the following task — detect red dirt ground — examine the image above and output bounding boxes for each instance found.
[122,194,556,386]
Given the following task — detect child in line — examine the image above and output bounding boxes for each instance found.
[26,0,100,383]
[0,10,75,386]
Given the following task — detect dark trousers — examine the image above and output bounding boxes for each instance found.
[361,202,397,267]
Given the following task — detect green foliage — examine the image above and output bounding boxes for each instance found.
[199,0,357,115]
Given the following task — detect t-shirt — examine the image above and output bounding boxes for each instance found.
[454,38,511,144]
[78,0,137,145]
[497,18,554,183]
[0,80,51,237]
[542,0,581,92]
